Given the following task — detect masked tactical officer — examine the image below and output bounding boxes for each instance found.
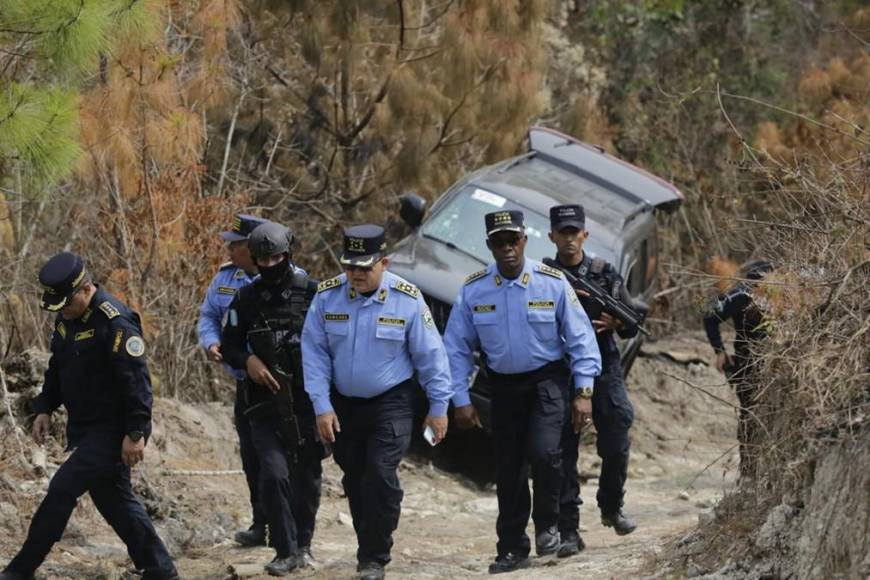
[444,210,601,574]
[1,253,177,580]
[302,225,452,580]
[197,213,268,546]
[548,204,640,557]
[703,259,773,478]
[221,222,325,576]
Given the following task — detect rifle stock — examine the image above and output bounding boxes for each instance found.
[542,258,651,337]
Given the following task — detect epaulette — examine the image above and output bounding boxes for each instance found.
[98,301,121,319]
[393,280,419,298]
[317,277,343,293]
[464,269,488,285]
[537,264,564,279]
[218,261,234,270]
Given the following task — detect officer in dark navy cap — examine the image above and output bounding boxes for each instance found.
[1,253,177,580]
[444,210,601,574]
[303,225,451,580]
[197,213,269,547]
[548,204,639,557]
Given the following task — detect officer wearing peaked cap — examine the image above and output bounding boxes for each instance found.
[443,210,601,574]
[548,204,641,555]
[302,225,452,580]
[1,253,177,580]
[197,213,269,547]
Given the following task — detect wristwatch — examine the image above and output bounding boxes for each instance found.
[127,430,144,442]
[575,386,594,400]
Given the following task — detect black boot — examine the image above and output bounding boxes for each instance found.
[264,555,298,576]
[234,525,266,547]
[488,553,530,574]
[358,561,385,580]
[601,510,637,535]
[557,529,586,558]
[297,545,315,568]
[534,525,560,556]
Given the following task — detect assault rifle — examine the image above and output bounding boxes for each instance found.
[246,327,303,463]
[542,257,651,337]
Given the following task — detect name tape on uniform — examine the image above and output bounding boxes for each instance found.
[377,316,406,327]
[528,300,555,310]
[74,329,95,341]
[324,313,350,322]
[473,304,496,313]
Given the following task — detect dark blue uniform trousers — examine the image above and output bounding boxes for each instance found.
[234,379,266,531]
[332,380,414,567]
[5,434,176,579]
[559,355,634,533]
[249,412,323,558]
[490,360,567,559]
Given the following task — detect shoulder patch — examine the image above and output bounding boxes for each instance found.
[125,335,145,357]
[393,281,419,298]
[537,264,564,279]
[317,277,343,293]
[98,301,120,319]
[233,269,247,279]
[465,269,488,285]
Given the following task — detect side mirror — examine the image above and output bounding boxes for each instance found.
[399,193,427,229]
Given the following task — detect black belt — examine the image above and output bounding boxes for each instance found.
[332,378,415,405]
[485,359,567,385]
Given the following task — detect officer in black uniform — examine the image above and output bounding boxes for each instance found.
[548,205,638,557]
[221,222,325,577]
[1,252,177,580]
[703,259,773,478]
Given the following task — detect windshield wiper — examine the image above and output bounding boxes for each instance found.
[422,233,488,267]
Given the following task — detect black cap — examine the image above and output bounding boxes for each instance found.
[340,225,387,267]
[38,252,87,312]
[484,210,524,237]
[220,214,268,242]
[549,204,585,231]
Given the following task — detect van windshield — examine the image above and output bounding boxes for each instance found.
[421,185,613,265]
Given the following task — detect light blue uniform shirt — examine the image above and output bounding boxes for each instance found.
[302,271,452,418]
[198,263,256,380]
[444,258,601,408]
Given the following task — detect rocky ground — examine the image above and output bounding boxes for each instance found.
[0,332,739,579]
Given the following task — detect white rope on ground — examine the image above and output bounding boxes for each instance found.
[157,469,245,476]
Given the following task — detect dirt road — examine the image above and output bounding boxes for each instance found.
[0,334,738,578]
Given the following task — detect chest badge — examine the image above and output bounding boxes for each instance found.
[74,329,95,341]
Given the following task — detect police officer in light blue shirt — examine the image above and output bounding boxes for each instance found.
[302,225,451,580]
[196,213,267,546]
[443,209,601,575]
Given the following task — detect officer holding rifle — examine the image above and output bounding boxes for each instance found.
[546,204,641,557]
[222,222,326,577]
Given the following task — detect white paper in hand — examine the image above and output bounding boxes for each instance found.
[423,425,438,447]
